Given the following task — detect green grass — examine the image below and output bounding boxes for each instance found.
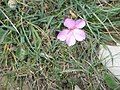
[0,0,120,90]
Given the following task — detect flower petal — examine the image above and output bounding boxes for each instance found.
[57,29,69,41]
[64,18,75,29]
[65,31,76,46]
[75,19,86,29]
[73,29,86,41]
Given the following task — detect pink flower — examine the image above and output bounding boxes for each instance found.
[57,18,86,46]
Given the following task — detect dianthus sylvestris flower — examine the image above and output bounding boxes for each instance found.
[57,18,86,46]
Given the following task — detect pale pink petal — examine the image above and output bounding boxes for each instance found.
[64,18,75,29]
[75,19,86,29]
[73,29,86,41]
[57,29,69,41]
[65,31,76,46]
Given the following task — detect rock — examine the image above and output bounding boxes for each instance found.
[8,0,17,10]
[74,85,81,90]
[99,44,120,79]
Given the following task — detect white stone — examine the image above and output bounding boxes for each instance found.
[8,0,17,10]
[99,44,120,79]
[74,85,81,90]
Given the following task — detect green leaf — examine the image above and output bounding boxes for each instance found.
[16,47,27,60]
[0,28,5,37]
[0,28,7,43]
[104,72,119,89]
